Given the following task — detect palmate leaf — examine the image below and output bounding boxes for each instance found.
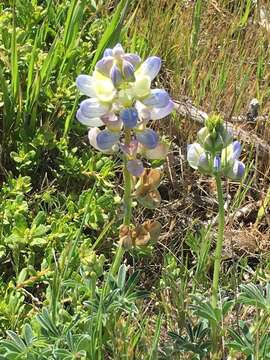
[238,283,269,310]
[6,331,26,351]
[36,309,60,338]
[191,301,221,324]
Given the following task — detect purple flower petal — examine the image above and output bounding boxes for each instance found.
[88,127,102,150]
[232,141,242,160]
[95,57,114,77]
[101,112,122,132]
[76,75,96,97]
[122,60,135,82]
[229,160,245,180]
[149,100,175,120]
[121,139,138,157]
[127,159,144,177]
[137,56,161,81]
[142,89,170,108]
[136,129,159,149]
[213,155,221,172]
[110,64,122,87]
[120,108,138,128]
[96,129,119,150]
[198,153,209,169]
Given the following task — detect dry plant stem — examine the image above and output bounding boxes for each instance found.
[211,174,225,353]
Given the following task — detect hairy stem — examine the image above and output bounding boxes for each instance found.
[211,174,225,356]
[110,129,132,276]
[212,174,225,308]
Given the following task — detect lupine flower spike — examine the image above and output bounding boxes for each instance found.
[187,114,245,351]
[76,43,174,177]
[187,114,245,180]
[76,44,174,249]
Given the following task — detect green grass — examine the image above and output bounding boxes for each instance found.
[0,0,270,359]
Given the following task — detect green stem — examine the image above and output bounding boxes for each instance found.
[110,129,132,276]
[211,174,225,308]
[211,174,225,356]
[123,163,132,225]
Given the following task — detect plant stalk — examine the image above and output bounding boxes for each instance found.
[211,174,225,356]
[212,174,225,308]
[110,129,132,276]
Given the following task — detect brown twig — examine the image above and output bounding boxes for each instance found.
[173,98,270,153]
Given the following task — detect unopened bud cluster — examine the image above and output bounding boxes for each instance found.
[187,115,245,180]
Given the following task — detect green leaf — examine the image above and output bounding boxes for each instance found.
[6,331,26,351]
[117,264,127,289]
[23,324,33,347]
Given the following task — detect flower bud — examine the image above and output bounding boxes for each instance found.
[122,60,135,82]
[197,125,231,153]
[127,159,144,177]
[103,48,113,57]
[123,53,141,69]
[95,57,114,77]
[113,43,124,58]
[226,160,245,180]
[213,155,221,173]
[110,64,122,87]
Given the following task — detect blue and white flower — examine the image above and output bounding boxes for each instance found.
[187,120,245,181]
[76,43,175,176]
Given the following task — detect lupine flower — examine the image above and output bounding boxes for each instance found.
[76,43,174,176]
[187,115,245,180]
[221,141,245,180]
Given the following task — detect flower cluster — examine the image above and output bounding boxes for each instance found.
[76,43,174,176]
[187,115,245,180]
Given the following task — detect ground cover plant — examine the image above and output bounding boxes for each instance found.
[0,0,270,359]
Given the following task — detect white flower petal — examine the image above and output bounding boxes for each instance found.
[135,56,161,81]
[149,100,175,120]
[88,127,102,150]
[92,71,116,103]
[143,143,169,160]
[142,89,170,108]
[187,143,205,170]
[132,75,151,99]
[76,75,96,97]
[76,109,105,127]
[135,101,151,122]
[79,98,109,118]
